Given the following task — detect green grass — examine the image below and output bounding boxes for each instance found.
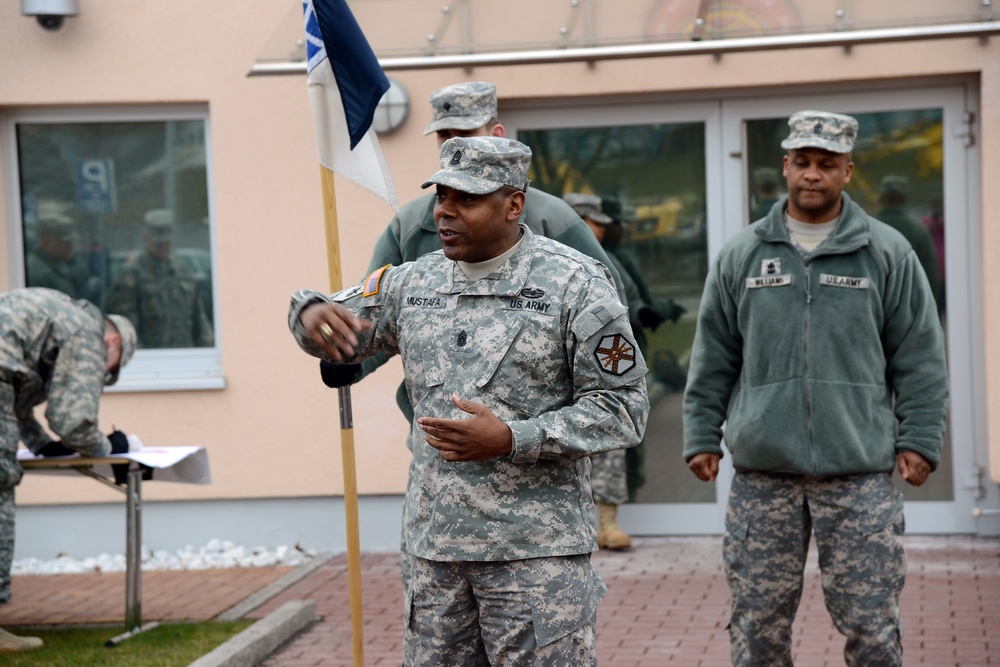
[3,620,254,667]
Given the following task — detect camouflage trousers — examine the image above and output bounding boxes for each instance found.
[403,553,606,667]
[590,449,628,505]
[724,471,906,667]
[0,382,25,605]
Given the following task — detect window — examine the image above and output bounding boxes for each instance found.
[4,106,223,391]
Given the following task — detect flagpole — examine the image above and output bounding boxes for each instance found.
[319,164,365,667]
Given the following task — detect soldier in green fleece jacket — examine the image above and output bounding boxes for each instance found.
[683,110,948,667]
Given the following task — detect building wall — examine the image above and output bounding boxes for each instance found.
[1,1,997,550]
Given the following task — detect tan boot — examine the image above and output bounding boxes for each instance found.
[597,501,632,550]
[0,626,43,653]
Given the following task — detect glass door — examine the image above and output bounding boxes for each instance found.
[504,83,981,535]
[506,101,730,534]
[722,85,981,533]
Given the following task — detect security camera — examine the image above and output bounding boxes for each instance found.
[21,0,79,31]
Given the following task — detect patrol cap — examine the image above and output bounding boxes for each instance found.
[423,82,497,135]
[880,174,909,196]
[421,136,531,195]
[780,110,859,154]
[144,209,175,242]
[104,314,136,386]
[563,192,612,224]
[37,215,78,242]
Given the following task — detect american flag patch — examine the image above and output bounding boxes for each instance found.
[363,265,390,297]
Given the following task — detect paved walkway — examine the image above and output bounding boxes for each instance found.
[3,535,998,666]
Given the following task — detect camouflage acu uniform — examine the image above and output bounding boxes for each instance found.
[684,111,947,667]
[106,251,213,349]
[0,288,115,604]
[725,472,906,666]
[290,226,649,664]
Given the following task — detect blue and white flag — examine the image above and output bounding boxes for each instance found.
[304,0,397,209]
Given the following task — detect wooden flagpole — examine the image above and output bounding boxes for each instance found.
[319,164,365,667]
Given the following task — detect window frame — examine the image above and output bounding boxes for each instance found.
[2,104,224,392]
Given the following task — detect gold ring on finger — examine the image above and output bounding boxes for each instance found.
[319,323,334,340]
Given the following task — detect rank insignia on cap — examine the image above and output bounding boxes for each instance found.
[449,150,462,165]
[594,334,637,375]
[363,265,390,297]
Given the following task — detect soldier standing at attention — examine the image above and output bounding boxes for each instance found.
[107,209,213,349]
[290,137,649,665]
[0,288,136,653]
[683,110,948,666]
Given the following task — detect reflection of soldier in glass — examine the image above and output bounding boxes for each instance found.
[25,216,86,299]
[565,193,685,547]
[922,195,946,315]
[876,175,942,312]
[751,166,783,220]
[107,209,213,349]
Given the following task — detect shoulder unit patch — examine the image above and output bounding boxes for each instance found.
[593,333,637,376]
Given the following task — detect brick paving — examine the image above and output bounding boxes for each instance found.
[0,566,292,626]
[2,535,997,665]
[252,535,1000,666]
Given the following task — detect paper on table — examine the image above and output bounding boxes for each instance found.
[17,435,211,484]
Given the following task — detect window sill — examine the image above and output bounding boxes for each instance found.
[105,371,226,393]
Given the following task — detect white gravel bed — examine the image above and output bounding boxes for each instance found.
[13,539,318,575]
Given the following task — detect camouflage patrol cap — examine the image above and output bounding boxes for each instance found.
[144,209,175,242]
[37,215,79,242]
[421,136,531,194]
[563,193,613,224]
[880,174,909,196]
[423,82,497,135]
[104,314,136,386]
[781,110,859,154]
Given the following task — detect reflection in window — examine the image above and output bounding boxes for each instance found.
[745,109,952,502]
[519,123,710,503]
[17,119,215,350]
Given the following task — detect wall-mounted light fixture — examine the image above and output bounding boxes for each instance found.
[372,78,410,136]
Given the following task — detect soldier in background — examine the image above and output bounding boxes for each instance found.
[564,192,657,550]
[876,175,942,312]
[750,166,783,220]
[106,209,213,349]
[291,137,648,665]
[0,288,136,653]
[24,215,85,299]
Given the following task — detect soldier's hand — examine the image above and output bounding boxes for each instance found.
[319,361,363,388]
[897,451,932,487]
[687,453,720,481]
[638,306,666,331]
[108,430,130,454]
[301,303,371,362]
[663,299,687,323]
[37,441,75,458]
[416,394,513,462]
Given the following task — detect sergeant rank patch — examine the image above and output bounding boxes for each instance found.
[594,334,637,375]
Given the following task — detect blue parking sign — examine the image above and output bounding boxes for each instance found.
[75,159,117,214]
